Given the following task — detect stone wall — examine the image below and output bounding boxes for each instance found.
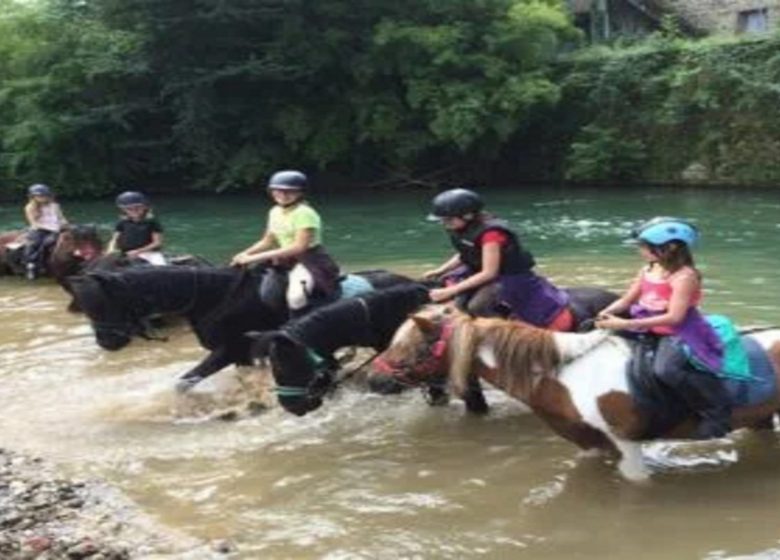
[660,0,779,33]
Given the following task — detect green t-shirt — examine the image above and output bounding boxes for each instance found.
[268,203,322,249]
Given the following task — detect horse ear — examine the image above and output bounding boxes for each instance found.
[411,314,438,334]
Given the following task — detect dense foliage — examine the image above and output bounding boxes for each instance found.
[542,33,780,186]
[2,0,780,199]
[0,0,577,197]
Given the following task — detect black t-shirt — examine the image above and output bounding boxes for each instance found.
[115,218,163,252]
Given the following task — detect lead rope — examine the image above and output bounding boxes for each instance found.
[332,351,380,388]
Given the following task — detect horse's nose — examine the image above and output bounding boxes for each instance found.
[96,333,130,351]
[367,373,407,395]
[278,396,322,416]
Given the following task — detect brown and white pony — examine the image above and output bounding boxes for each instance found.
[369,307,780,480]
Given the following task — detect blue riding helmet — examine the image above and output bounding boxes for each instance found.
[632,217,699,247]
[268,170,308,191]
[28,184,53,197]
[116,191,149,208]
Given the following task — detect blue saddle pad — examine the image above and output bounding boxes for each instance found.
[339,274,374,299]
[721,336,777,407]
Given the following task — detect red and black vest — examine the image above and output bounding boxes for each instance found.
[449,219,535,274]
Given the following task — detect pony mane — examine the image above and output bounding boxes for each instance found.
[86,266,240,318]
[449,314,561,397]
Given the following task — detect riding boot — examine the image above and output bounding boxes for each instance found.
[259,267,289,317]
[675,368,732,439]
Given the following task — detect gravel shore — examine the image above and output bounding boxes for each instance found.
[0,448,228,559]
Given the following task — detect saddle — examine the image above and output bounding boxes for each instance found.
[256,266,373,319]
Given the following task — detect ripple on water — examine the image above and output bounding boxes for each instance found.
[2,188,780,559]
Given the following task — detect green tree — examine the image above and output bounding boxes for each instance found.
[0,0,150,197]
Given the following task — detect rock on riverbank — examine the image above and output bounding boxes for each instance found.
[0,448,226,559]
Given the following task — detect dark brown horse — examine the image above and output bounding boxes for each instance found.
[0,230,24,275]
[0,225,103,281]
[369,307,780,480]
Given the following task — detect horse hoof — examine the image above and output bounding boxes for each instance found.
[175,377,202,393]
[247,401,269,416]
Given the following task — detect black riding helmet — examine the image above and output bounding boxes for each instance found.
[428,188,484,221]
[268,170,308,191]
[115,191,149,208]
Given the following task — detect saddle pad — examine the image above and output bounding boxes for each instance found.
[340,274,374,299]
[721,336,777,407]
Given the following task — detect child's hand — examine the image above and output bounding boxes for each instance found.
[230,253,248,266]
[595,314,630,330]
[430,287,456,303]
[422,269,441,280]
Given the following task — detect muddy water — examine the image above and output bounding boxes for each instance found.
[2,187,780,558]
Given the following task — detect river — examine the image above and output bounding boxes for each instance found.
[1,186,779,558]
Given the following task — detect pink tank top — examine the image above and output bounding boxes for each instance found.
[637,267,701,335]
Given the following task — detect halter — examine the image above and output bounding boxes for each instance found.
[372,319,455,386]
[272,296,386,401]
[272,336,338,400]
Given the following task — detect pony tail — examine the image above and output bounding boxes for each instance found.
[449,315,479,397]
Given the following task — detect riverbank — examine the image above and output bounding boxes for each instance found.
[0,448,228,559]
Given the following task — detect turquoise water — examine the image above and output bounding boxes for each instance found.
[3,185,778,322]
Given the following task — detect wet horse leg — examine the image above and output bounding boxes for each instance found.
[462,376,489,414]
[611,437,650,482]
[175,346,234,393]
[426,376,488,414]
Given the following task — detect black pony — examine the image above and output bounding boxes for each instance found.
[67,265,414,389]
[247,285,618,416]
[246,283,435,416]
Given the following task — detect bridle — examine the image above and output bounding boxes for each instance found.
[272,332,339,402]
[372,319,455,387]
[272,296,385,402]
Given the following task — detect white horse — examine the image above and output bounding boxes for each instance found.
[369,307,780,480]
